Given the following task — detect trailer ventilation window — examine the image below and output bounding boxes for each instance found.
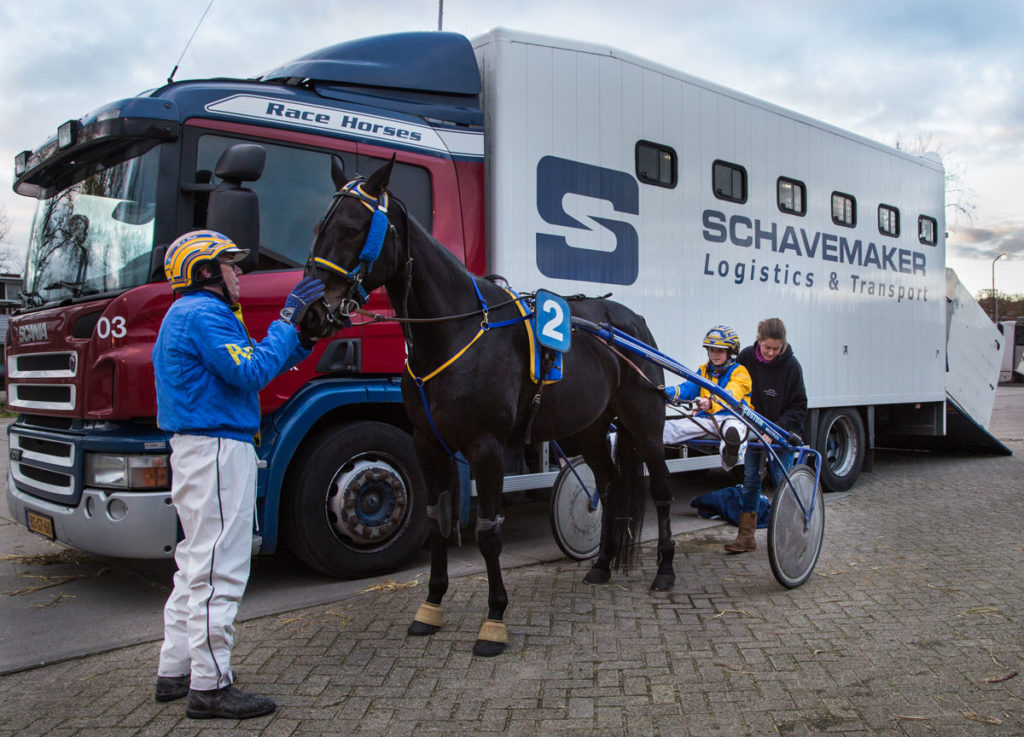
[713,161,747,203]
[777,177,806,216]
[918,215,938,246]
[831,192,856,227]
[635,141,676,188]
[878,204,900,237]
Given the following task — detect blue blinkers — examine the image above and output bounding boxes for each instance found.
[312,178,393,308]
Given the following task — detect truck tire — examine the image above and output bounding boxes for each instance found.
[814,407,865,493]
[282,421,428,578]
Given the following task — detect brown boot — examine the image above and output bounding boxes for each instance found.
[724,511,757,553]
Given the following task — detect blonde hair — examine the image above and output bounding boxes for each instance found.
[757,318,787,348]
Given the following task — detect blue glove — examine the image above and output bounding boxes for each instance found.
[280,276,325,326]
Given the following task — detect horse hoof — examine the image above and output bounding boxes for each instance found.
[473,639,506,657]
[583,568,611,585]
[407,620,440,637]
[650,574,676,591]
[408,602,442,636]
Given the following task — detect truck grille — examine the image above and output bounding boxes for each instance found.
[8,383,76,411]
[9,430,76,500]
[10,351,78,378]
[7,351,79,412]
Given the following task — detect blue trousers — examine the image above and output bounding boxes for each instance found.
[740,444,794,512]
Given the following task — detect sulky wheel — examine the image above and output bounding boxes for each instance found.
[549,456,601,560]
[767,464,825,588]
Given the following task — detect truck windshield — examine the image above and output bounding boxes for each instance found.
[22,146,160,307]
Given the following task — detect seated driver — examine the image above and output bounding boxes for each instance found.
[663,325,751,470]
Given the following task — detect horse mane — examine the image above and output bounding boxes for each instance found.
[400,204,472,273]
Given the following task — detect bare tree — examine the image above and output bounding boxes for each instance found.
[0,205,22,274]
[0,205,17,273]
[894,133,977,226]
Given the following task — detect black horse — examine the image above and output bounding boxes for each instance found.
[304,157,675,656]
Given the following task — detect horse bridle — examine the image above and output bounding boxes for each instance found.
[307,177,397,325]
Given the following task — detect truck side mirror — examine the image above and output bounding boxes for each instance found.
[205,144,265,272]
[150,243,167,281]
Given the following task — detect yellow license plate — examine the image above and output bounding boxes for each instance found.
[26,510,56,540]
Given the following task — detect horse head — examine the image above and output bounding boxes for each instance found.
[301,156,398,339]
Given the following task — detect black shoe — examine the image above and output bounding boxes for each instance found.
[154,675,190,702]
[722,426,741,468]
[186,685,276,720]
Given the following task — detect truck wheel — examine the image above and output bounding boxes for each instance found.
[814,408,865,493]
[283,421,428,578]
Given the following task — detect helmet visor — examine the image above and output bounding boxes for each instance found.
[217,246,250,264]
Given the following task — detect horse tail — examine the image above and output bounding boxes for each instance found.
[608,425,647,572]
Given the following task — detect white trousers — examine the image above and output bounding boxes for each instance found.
[158,435,257,691]
[663,415,748,471]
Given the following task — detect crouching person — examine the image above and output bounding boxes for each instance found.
[153,231,324,719]
[726,317,807,553]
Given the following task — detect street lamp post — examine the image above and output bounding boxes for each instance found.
[992,252,1007,323]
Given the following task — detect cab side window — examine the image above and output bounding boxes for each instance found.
[193,135,432,268]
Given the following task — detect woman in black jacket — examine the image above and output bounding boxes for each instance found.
[727,317,808,553]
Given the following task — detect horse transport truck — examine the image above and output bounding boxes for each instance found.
[6,28,1007,578]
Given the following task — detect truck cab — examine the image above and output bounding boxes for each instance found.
[7,31,485,577]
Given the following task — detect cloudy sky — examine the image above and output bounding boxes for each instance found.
[1,0,1021,300]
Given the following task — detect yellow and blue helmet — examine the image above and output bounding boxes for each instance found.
[702,325,740,355]
[164,230,248,292]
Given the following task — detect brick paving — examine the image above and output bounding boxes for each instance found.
[1,396,1022,736]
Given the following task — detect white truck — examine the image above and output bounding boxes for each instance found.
[475,28,1009,491]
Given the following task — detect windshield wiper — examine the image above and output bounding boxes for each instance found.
[19,290,45,307]
[43,280,100,297]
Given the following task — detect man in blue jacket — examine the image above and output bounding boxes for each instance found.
[153,230,324,719]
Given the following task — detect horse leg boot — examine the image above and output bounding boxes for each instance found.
[474,515,509,657]
[650,500,676,591]
[408,492,451,636]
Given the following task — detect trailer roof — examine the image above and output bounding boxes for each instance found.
[472,27,944,174]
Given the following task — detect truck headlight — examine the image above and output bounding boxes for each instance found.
[58,120,78,149]
[85,453,170,490]
[15,150,30,177]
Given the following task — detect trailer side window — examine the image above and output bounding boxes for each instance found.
[831,192,856,227]
[636,141,676,188]
[918,215,938,246]
[878,204,900,237]
[777,177,806,216]
[713,160,747,203]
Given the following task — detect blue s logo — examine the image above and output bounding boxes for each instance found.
[536,156,639,285]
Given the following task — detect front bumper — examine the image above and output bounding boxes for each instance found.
[7,469,178,558]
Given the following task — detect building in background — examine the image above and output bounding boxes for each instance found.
[0,272,24,386]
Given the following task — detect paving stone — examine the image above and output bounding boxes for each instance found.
[3,398,1024,736]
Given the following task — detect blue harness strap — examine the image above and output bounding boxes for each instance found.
[408,284,534,461]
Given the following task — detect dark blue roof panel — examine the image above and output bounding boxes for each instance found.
[260,31,481,97]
